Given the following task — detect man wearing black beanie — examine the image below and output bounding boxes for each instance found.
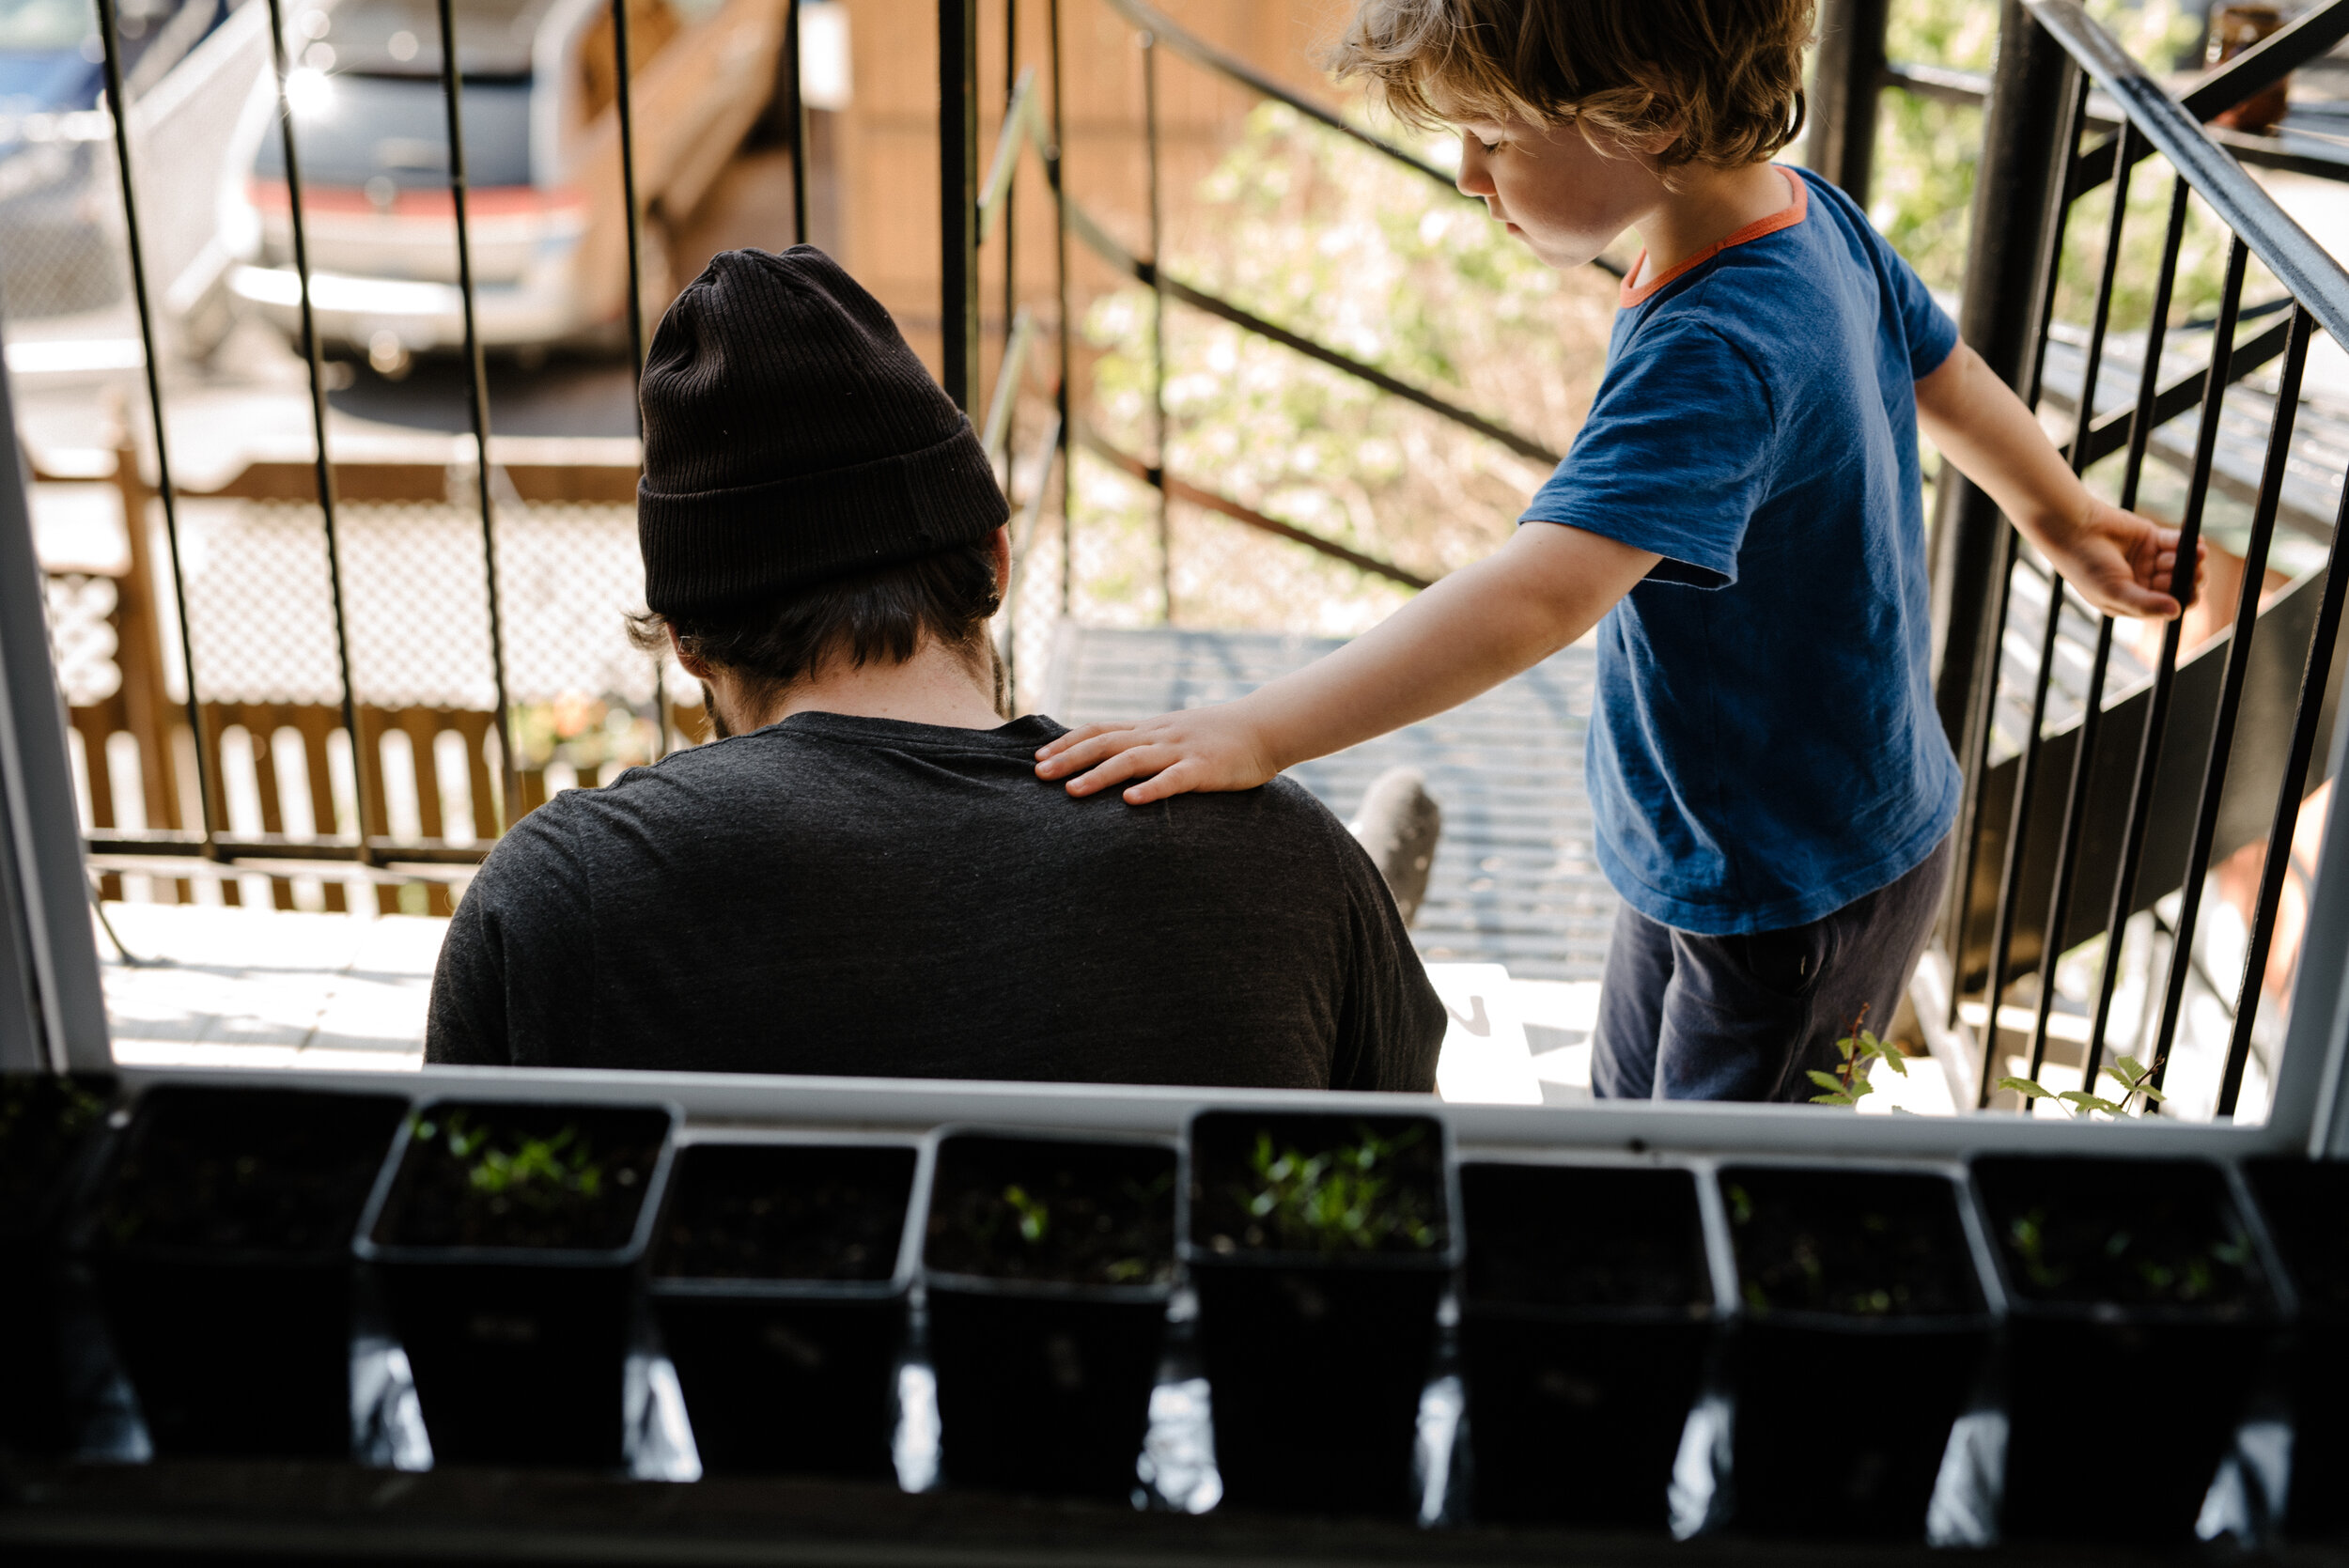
[426,247,1442,1089]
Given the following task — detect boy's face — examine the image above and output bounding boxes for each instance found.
[1452,112,1670,272]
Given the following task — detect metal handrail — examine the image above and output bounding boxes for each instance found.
[1099,0,1460,200]
[1096,0,1625,283]
[978,66,1037,243]
[2072,0,2349,196]
[2036,1,2349,347]
[1059,195,1562,467]
[1076,427,1432,590]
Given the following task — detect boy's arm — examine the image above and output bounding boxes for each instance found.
[1035,522,1658,802]
[1915,341,2202,619]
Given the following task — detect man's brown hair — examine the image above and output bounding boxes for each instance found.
[1328,0,1814,178]
[628,541,1005,728]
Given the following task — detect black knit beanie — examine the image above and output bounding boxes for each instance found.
[636,246,1008,615]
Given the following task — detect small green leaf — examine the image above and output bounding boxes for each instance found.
[1998,1076,2053,1100]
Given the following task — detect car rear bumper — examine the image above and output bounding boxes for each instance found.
[229,265,595,350]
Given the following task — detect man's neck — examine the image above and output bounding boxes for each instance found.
[1629,163,1797,290]
[723,638,1004,735]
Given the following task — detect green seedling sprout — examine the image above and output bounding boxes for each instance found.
[1997,1054,2167,1120]
[1809,1005,1908,1107]
[2005,1203,2250,1302]
[1234,1124,1437,1254]
[412,1111,619,1215]
[1003,1183,1050,1244]
[1724,1181,1903,1316]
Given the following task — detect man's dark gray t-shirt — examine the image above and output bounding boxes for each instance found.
[427,712,1444,1090]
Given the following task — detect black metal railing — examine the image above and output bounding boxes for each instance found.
[46,0,1551,890]
[48,0,2349,1126]
[1931,0,2349,1118]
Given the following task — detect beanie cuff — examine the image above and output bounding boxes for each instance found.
[639,423,1010,615]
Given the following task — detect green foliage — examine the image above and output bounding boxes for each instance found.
[510,692,660,778]
[956,1171,1171,1284]
[2005,1203,2250,1300]
[1997,1054,2168,1119]
[1809,1006,1909,1107]
[415,1110,615,1214]
[1235,1124,1439,1254]
[1078,101,1615,633]
[1869,0,2222,331]
[1002,1182,1050,1244]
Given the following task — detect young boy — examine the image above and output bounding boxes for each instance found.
[1035,0,2198,1102]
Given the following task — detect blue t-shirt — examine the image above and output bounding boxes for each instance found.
[1522,166,1962,935]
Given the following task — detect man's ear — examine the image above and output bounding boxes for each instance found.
[988,525,1012,598]
[667,624,712,682]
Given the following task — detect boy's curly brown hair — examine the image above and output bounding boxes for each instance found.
[1327,0,1814,179]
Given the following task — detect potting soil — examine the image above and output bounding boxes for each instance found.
[926,1145,1175,1287]
[1461,1165,1707,1309]
[90,1090,408,1252]
[1977,1163,2260,1310]
[1722,1169,1979,1316]
[0,1075,110,1235]
[658,1145,914,1281]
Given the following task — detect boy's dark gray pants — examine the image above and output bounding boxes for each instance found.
[1592,836,1952,1102]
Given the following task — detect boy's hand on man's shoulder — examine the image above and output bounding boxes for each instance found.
[1035,703,1282,804]
[2045,497,2207,622]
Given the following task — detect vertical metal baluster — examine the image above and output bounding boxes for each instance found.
[2143,304,2313,1104]
[2083,232,2249,1093]
[2024,159,2172,1080]
[2024,130,2155,1087]
[2218,419,2349,1117]
[610,0,657,752]
[613,0,647,378]
[1001,0,1020,504]
[2077,176,2194,1079]
[1047,0,1073,615]
[998,0,1021,700]
[90,0,213,852]
[435,0,518,832]
[786,0,807,245]
[260,0,372,861]
[1974,72,2099,1103]
[941,0,980,411]
[1142,26,1171,624]
[1950,68,2086,1039]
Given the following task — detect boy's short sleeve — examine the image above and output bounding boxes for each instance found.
[1519,320,1775,589]
[1874,226,1960,380]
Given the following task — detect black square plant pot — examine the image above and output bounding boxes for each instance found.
[1184,1109,1457,1517]
[0,1073,116,1456]
[1717,1163,1994,1539]
[80,1085,410,1459]
[649,1138,920,1479]
[1974,1156,2279,1543]
[2242,1157,2347,1538]
[1456,1160,1714,1529]
[357,1098,677,1469]
[922,1129,1178,1500]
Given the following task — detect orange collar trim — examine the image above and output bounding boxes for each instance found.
[1618,168,1808,309]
